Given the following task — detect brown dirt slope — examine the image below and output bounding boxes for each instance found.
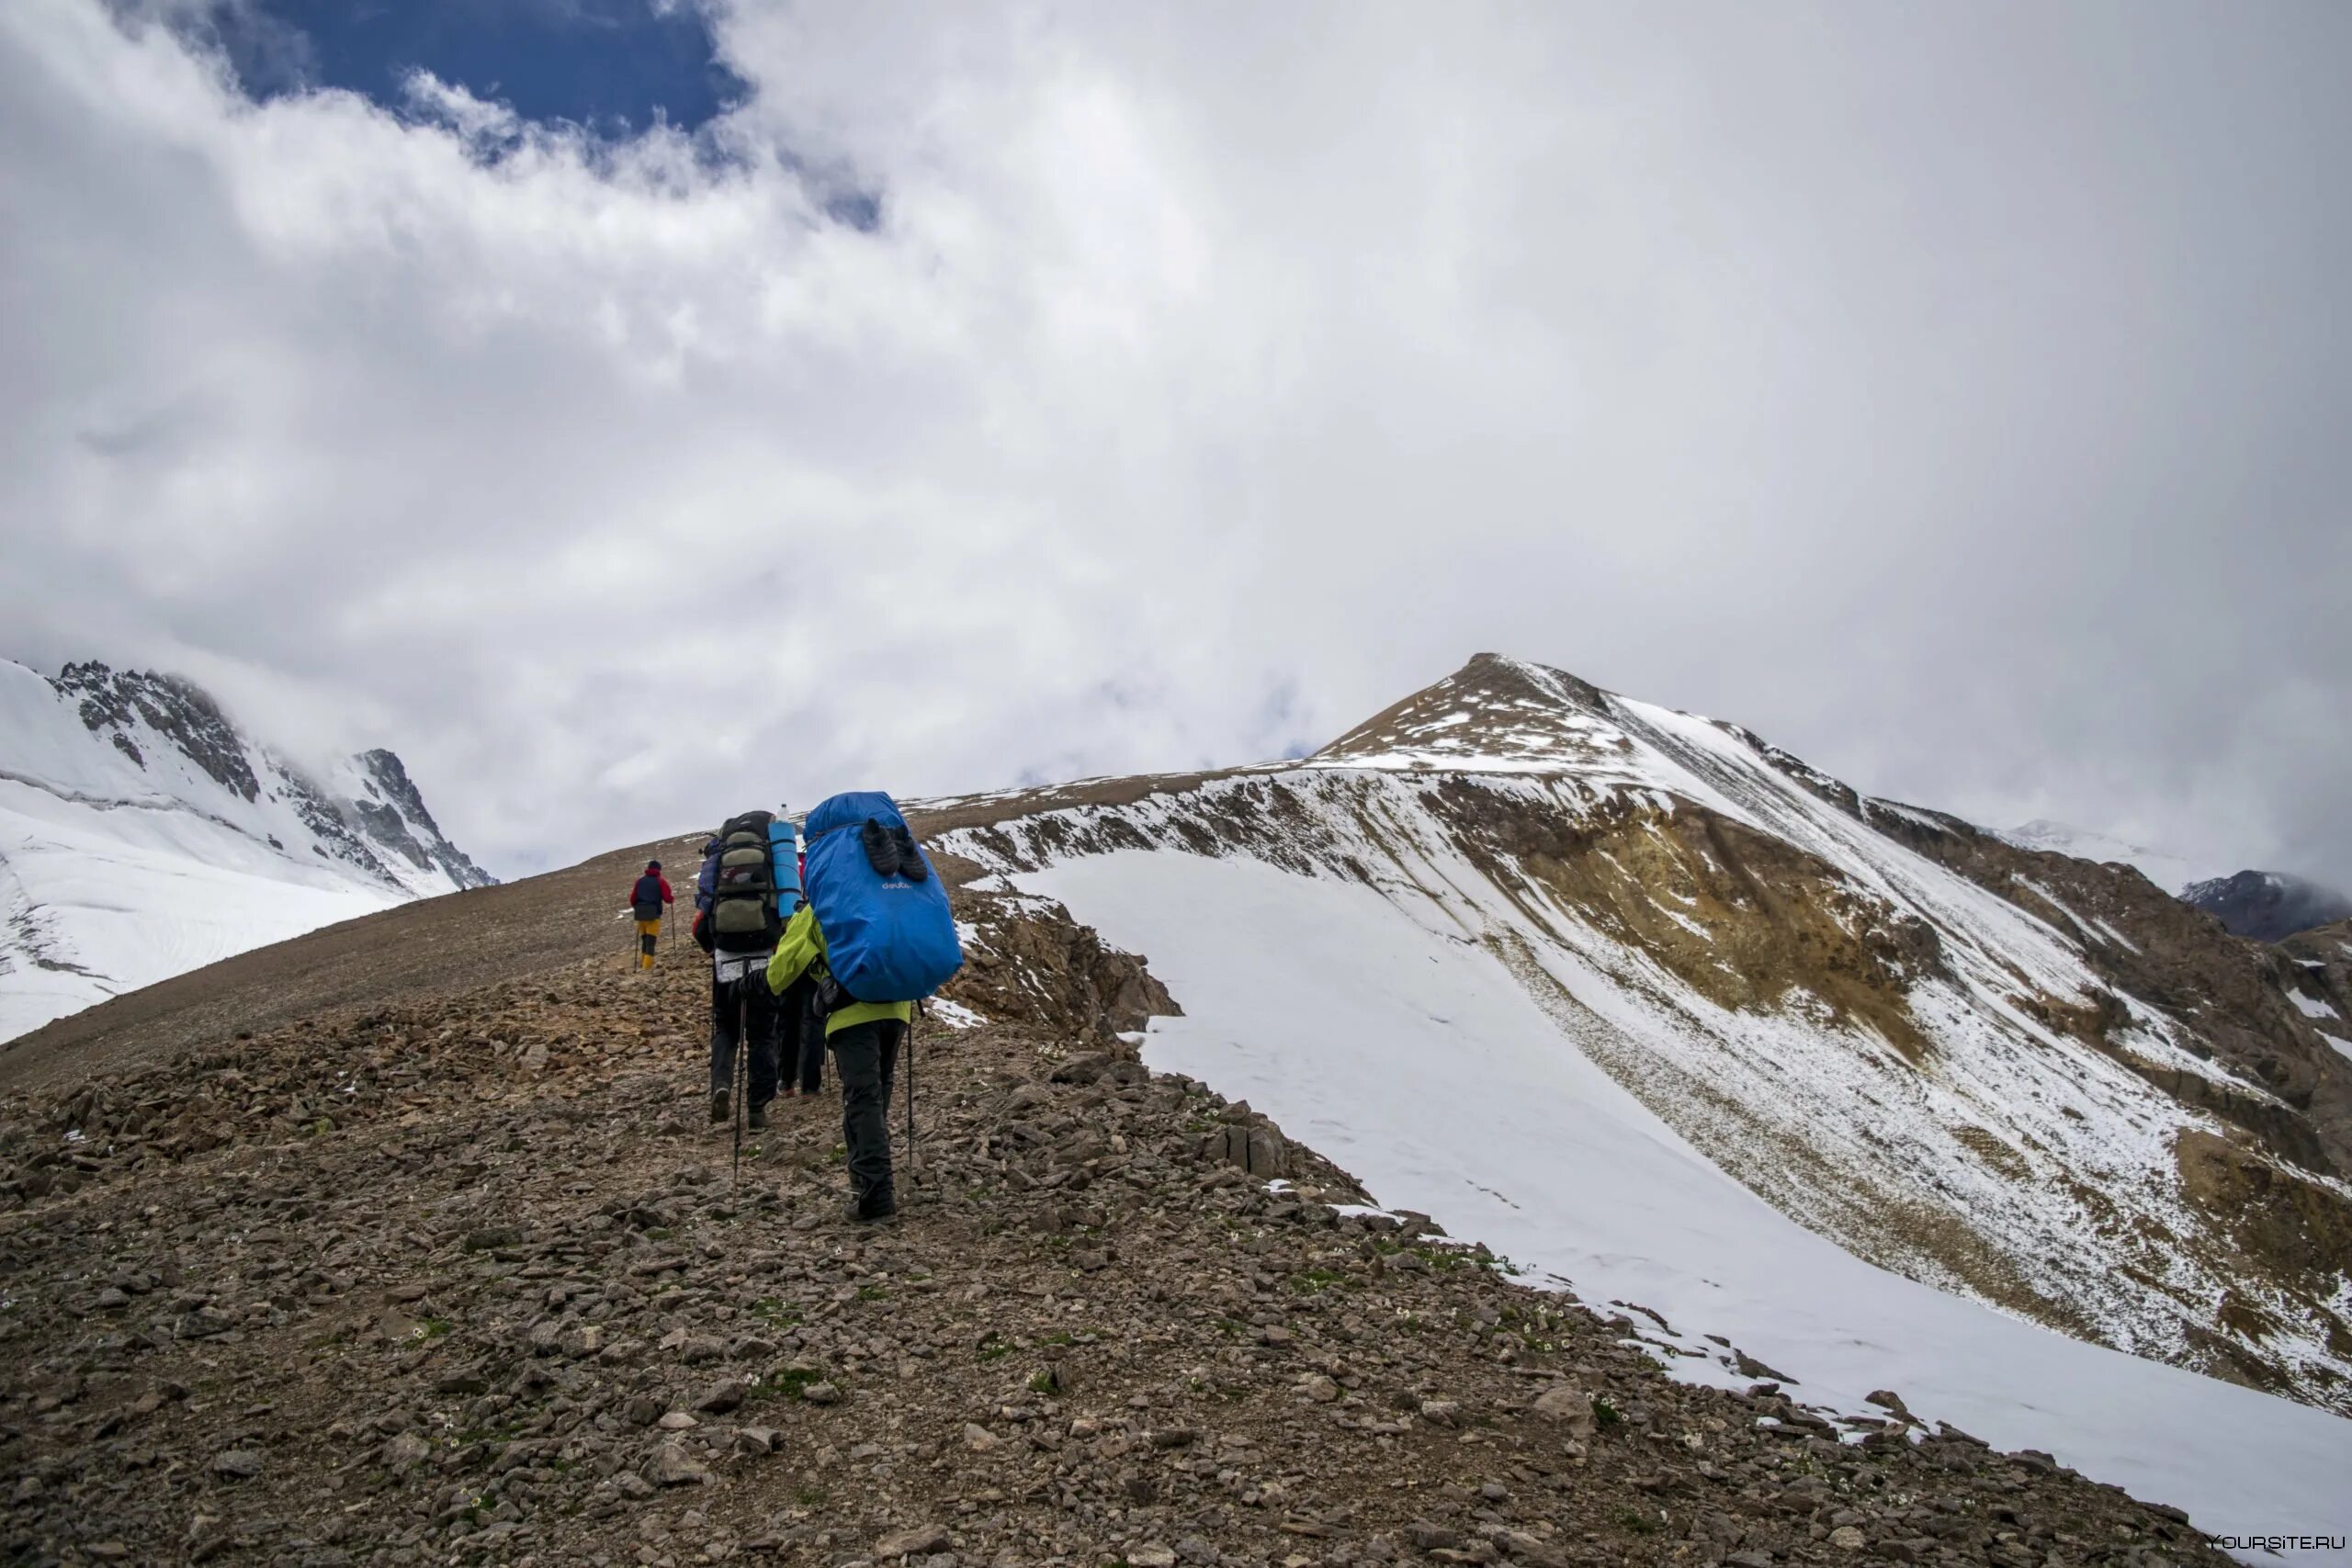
[0,835,714,1098]
[0,872,2227,1568]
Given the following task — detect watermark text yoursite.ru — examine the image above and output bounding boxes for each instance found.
[2210,1535,2346,1553]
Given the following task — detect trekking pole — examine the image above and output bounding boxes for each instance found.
[731,983,745,1188]
[904,1002,920,1187]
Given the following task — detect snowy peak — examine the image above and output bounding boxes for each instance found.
[1,658,492,1042]
[55,661,262,802]
[1309,652,1864,819]
[341,748,492,896]
[1312,652,1626,773]
[936,650,2352,1419]
[6,660,490,897]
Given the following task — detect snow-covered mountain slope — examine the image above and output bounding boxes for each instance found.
[1014,850,2352,1559]
[1996,819,2224,897]
[927,655,2352,1425]
[0,660,491,1042]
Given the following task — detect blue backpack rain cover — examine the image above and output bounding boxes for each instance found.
[802,791,962,1004]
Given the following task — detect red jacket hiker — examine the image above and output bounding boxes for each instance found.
[628,861,674,970]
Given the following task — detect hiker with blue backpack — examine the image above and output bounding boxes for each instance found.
[766,792,963,1223]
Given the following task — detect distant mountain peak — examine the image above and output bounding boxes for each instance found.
[1312,654,1627,773]
[1,656,492,1042]
[345,746,492,891]
[2183,868,2352,944]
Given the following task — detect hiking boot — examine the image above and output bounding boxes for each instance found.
[850,1189,898,1224]
[708,1090,729,1124]
[747,1100,770,1132]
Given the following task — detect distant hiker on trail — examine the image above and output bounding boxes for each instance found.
[628,860,673,970]
[700,811,803,1131]
[766,792,963,1223]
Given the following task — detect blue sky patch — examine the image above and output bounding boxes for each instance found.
[193,0,748,136]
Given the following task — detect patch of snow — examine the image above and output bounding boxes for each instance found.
[2,775,401,1041]
[2290,991,2343,1022]
[929,998,984,1031]
[1864,799,1949,831]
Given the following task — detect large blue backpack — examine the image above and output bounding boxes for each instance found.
[801,791,963,1004]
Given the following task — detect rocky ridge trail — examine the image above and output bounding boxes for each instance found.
[0,881,2229,1567]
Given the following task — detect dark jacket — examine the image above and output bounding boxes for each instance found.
[629,873,673,919]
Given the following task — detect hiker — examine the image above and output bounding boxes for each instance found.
[627,860,673,970]
[695,823,823,1101]
[766,792,963,1222]
[700,811,803,1130]
[725,822,823,1101]
[693,837,719,915]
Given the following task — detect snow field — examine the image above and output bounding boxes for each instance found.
[1,660,471,1042]
[0,776,399,1040]
[1022,850,2352,1562]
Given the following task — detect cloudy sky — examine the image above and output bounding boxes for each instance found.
[2,0,2346,885]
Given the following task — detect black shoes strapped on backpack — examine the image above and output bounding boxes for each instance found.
[858,818,929,882]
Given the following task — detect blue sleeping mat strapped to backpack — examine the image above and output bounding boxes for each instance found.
[768,818,803,917]
[802,791,963,1003]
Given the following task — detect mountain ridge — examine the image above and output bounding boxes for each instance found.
[0,657,492,1042]
[3,651,2348,1555]
[935,653,2352,1415]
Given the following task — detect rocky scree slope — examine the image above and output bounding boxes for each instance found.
[0,660,492,1043]
[933,655,2352,1414]
[0,870,2230,1568]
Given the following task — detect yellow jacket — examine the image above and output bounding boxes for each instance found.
[765,904,914,1036]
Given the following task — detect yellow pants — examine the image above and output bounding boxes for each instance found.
[637,918,662,968]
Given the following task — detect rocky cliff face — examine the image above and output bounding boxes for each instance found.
[347,748,494,893]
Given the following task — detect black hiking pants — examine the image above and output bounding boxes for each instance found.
[830,1018,903,1210]
[782,977,824,1095]
[709,974,779,1108]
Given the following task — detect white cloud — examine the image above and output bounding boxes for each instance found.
[2,0,2348,885]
